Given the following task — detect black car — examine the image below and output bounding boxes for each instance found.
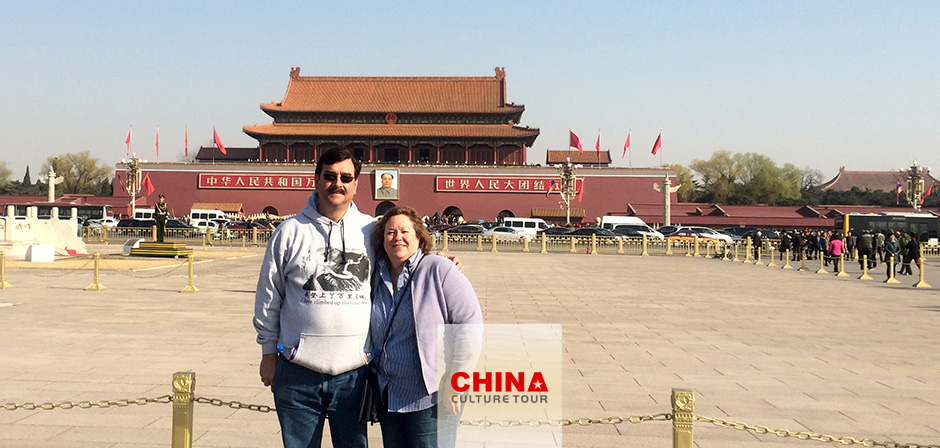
[612,227,644,237]
[116,218,156,228]
[542,227,572,235]
[567,227,618,237]
[446,224,485,234]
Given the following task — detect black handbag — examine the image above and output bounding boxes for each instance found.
[358,364,383,424]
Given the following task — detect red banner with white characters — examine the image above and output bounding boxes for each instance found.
[435,177,580,193]
[198,173,316,190]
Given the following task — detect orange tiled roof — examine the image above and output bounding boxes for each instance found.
[243,123,539,139]
[261,67,524,114]
[546,150,611,164]
[531,207,586,218]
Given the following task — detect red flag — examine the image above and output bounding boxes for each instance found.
[213,128,227,155]
[576,179,585,203]
[184,127,189,157]
[651,131,662,155]
[569,130,583,154]
[155,126,160,157]
[921,182,934,205]
[622,131,631,158]
[141,173,155,196]
[595,130,601,160]
[125,127,132,155]
[545,179,557,197]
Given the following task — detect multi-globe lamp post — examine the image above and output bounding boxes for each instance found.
[552,158,582,227]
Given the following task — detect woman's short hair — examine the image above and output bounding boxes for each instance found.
[373,206,433,257]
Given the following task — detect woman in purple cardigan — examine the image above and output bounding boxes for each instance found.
[370,206,483,448]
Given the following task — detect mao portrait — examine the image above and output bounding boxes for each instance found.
[374,169,399,200]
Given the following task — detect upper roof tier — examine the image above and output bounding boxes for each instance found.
[260,67,525,115]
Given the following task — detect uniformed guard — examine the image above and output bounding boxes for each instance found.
[155,194,169,243]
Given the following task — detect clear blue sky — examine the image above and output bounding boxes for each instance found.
[2,1,938,182]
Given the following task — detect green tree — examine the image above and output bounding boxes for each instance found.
[689,151,739,203]
[43,152,113,195]
[668,164,697,202]
[0,161,11,186]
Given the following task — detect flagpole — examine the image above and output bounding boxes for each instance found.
[628,128,632,168]
[659,128,663,167]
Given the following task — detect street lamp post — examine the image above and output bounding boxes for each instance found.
[552,158,582,226]
[902,161,930,212]
[121,156,144,218]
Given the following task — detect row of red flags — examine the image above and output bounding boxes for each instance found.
[569,130,662,158]
[124,127,227,157]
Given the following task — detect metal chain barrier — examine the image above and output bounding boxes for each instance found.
[459,412,672,427]
[193,262,252,280]
[99,259,189,279]
[695,414,940,448]
[10,258,95,278]
[4,394,172,411]
[193,396,275,413]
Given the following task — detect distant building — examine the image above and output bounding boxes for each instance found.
[820,166,939,192]
[546,150,612,168]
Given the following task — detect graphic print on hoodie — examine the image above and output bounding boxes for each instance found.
[302,247,370,292]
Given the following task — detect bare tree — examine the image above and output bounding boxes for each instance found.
[42,152,113,195]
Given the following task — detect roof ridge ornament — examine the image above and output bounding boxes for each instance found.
[290,67,301,79]
[495,66,506,79]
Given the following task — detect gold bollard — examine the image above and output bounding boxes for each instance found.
[767,247,778,267]
[815,253,828,274]
[685,240,692,257]
[665,239,673,255]
[884,256,900,284]
[0,250,12,289]
[798,250,809,271]
[732,242,740,262]
[152,225,158,242]
[522,236,530,252]
[476,234,483,251]
[857,255,873,280]
[540,233,547,254]
[914,260,931,288]
[782,249,793,269]
[836,254,849,277]
[490,233,498,253]
[743,237,753,263]
[755,248,764,266]
[723,242,731,261]
[569,235,577,253]
[251,227,259,247]
[180,255,199,293]
[620,236,627,255]
[241,234,247,251]
[591,234,598,256]
[172,371,195,448]
[693,236,700,257]
[442,231,450,252]
[704,241,711,259]
[672,389,694,448]
[84,252,106,291]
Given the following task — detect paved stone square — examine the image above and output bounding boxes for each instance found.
[1,246,938,447]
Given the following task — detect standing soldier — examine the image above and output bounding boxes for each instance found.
[155,194,169,243]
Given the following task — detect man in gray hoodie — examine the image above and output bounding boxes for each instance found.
[254,148,376,448]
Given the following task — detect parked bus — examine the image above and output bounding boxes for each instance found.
[3,203,113,220]
[835,212,939,242]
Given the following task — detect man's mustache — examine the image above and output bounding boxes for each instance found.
[328,186,346,194]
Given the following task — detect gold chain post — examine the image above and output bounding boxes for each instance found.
[180,255,199,293]
[540,233,547,254]
[84,252,106,291]
[693,236,700,257]
[836,253,849,277]
[767,247,778,267]
[491,234,498,253]
[0,250,11,289]
[672,389,694,448]
[755,247,764,266]
[884,256,900,283]
[641,235,648,256]
[476,234,483,251]
[815,253,828,274]
[798,250,809,271]
[442,231,449,252]
[782,249,793,269]
[858,255,873,280]
[618,236,625,254]
[251,227,259,247]
[591,234,598,255]
[743,237,753,263]
[914,259,931,288]
[666,239,673,255]
[732,242,739,261]
[569,235,576,253]
[241,234,247,251]
[152,225,157,242]
[172,372,195,448]
[522,236,529,252]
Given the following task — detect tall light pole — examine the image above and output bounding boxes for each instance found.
[121,156,144,218]
[552,158,582,226]
[902,161,929,212]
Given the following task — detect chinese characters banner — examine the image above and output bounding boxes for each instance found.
[198,173,317,190]
[435,177,573,193]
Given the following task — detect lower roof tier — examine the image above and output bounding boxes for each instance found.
[243,123,540,141]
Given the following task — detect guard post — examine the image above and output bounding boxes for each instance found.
[672,389,694,448]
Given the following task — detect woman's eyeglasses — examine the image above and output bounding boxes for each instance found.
[321,172,355,183]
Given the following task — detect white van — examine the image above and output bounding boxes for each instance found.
[501,217,550,237]
[133,208,155,220]
[190,209,229,224]
[597,216,647,230]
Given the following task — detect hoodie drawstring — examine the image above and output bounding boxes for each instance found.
[323,220,348,264]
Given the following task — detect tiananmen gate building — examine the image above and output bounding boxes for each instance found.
[111,67,677,224]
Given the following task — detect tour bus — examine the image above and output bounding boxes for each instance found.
[501,217,550,237]
[597,216,648,230]
[835,212,938,242]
